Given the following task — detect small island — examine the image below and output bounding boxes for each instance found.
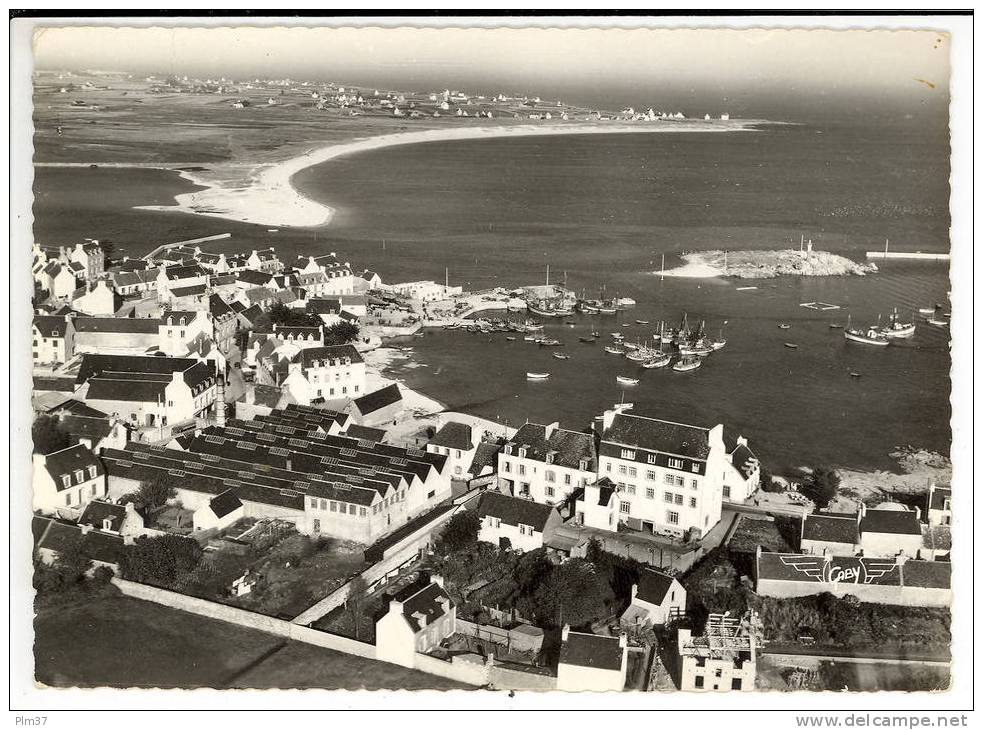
[663,247,877,279]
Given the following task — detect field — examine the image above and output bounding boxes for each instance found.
[34,594,469,690]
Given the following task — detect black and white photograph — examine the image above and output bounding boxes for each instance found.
[9,11,974,717]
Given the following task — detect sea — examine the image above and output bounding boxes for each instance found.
[32,119,953,473]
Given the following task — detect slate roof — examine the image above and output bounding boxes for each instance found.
[306,298,342,315]
[468,441,502,477]
[252,384,283,409]
[507,423,596,471]
[731,443,758,477]
[477,491,556,532]
[902,559,951,589]
[429,422,473,451]
[244,287,276,305]
[559,631,623,671]
[923,525,952,552]
[354,384,402,416]
[37,519,126,565]
[86,376,168,403]
[392,580,451,633]
[209,294,235,318]
[58,414,114,441]
[801,514,860,545]
[33,376,76,393]
[162,264,208,281]
[41,444,103,486]
[74,317,160,334]
[297,344,363,369]
[47,399,106,417]
[602,413,710,459]
[33,315,69,338]
[344,424,386,443]
[170,283,208,298]
[861,509,922,536]
[208,489,243,518]
[236,269,277,287]
[76,354,214,390]
[635,568,678,606]
[78,500,128,531]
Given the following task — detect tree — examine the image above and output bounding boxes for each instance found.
[324,320,360,345]
[801,466,841,509]
[759,464,783,493]
[32,415,71,454]
[437,510,480,553]
[268,301,322,328]
[520,558,614,629]
[136,476,176,510]
[120,535,203,586]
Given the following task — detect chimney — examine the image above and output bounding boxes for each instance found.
[125,501,135,514]
[387,599,403,616]
[123,534,135,546]
[544,421,560,440]
[737,435,748,447]
[430,574,444,589]
[858,502,867,523]
[561,624,570,642]
[618,633,628,649]
[630,583,638,602]
[412,610,427,628]
[215,377,226,428]
[914,506,922,521]
[79,524,92,535]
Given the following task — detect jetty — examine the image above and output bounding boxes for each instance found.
[865,239,950,262]
[142,232,232,262]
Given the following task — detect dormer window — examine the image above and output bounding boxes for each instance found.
[545,451,555,464]
[88,465,97,479]
[691,463,700,473]
[74,469,84,484]
[61,475,71,489]
[579,458,589,471]
[517,447,527,459]
[103,518,114,531]
[52,329,60,337]
[621,448,636,460]
[503,444,512,456]
[668,458,683,470]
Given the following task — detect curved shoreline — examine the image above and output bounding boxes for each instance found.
[134,120,763,229]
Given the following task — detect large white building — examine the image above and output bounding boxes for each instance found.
[556,628,627,692]
[426,421,477,479]
[375,576,456,668]
[32,443,107,515]
[592,410,729,539]
[476,491,561,553]
[677,613,757,692]
[32,315,75,365]
[497,422,596,505]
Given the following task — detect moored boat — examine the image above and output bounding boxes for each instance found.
[579,336,596,343]
[672,355,702,372]
[844,315,890,346]
[526,372,550,380]
[641,353,672,368]
[616,376,639,386]
[552,352,570,360]
[880,308,916,339]
[604,346,626,355]
[784,342,798,349]
[926,317,948,328]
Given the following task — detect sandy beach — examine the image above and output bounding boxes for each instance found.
[135,120,760,229]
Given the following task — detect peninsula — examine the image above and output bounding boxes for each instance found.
[661,248,877,279]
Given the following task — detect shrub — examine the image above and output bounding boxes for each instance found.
[32,416,71,455]
[437,510,480,554]
[120,535,203,587]
[801,466,841,509]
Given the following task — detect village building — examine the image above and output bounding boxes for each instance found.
[477,491,561,552]
[34,516,127,575]
[574,477,623,531]
[71,280,121,316]
[376,575,456,668]
[556,628,628,692]
[78,499,145,537]
[496,422,596,504]
[723,437,761,502]
[55,413,130,454]
[926,483,952,526]
[40,260,80,300]
[246,248,284,274]
[677,613,757,692]
[111,268,158,296]
[295,344,366,403]
[426,421,477,479]
[72,316,161,355]
[592,410,729,538]
[466,440,502,487]
[69,240,105,282]
[32,443,106,515]
[209,294,239,353]
[859,504,924,557]
[158,310,213,357]
[192,488,245,531]
[156,263,209,302]
[32,315,75,365]
[799,512,861,556]
[351,384,404,427]
[619,568,687,627]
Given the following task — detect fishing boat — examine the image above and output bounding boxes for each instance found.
[613,401,634,412]
[616,297,637,307]
[626,350,649,362]
[578,336,596,343]
[552,352,570,360]
[597,305,618,315]
[604,346,626,355]
[850,371,862,378]
[672,355,702,372]
[678,341,714,357]
[635,319,649,325]
[505,336,516,341]
[616,376,640,386]
[623,342,639,351]
[828,323,844,329]
[524,322,544,332]
[880,308,916,339]
[641,353,672,368]
[523,335,538,342]
[844,315,890,346]
[710,324,727,350]
[539,338,562,347]
[526,372,550,380]
[611,332,625,340]
[784,342,798,349]
[778,323,791,330]
[918,305,938,316]
[926,316,948,328]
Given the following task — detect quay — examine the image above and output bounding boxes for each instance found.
[142,232,232,262]
[865,251,950,261]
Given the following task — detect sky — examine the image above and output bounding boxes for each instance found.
[32,24,950,118]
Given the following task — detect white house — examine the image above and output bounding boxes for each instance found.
[71,280,120,316]
[78,499,145,537]
[69,240,105,282]
[556,627,628,692]
[620,568,686,627]
[32,315,75,365]
[296,344,366,403]
[594,410,728,539]
[574,478,623,532]
[32,444,107,515]
[42,261,81,300]
[476,491,562,553]
[375,575,456,668]
[859,504,924,558]
[677,613,756,692]
[246,248,284,274]
[192,488,245,531]
[723,437,760,503]
[800,512,860,556]
[157,310,213,357]
[497,422,596,505]
[426,421,477,479]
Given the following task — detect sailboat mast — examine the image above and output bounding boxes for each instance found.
[546,264,550,288]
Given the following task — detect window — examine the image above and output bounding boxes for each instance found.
[723,485,731,499]
[519,524,528,536]
[646,470,656,481]
[455,449,461,458]
[691,478,699,490]
[667,511,679,525]
[312,518,320,533]
[664,492,673,503]
[620,501,631,514]
[646,488,655,499]
[73,470,84,484]
[694,675,704,689]
[65,493,72,506]
[564,473,571,485]
[91,484,97,496]
[627,467,637,478]
[674,494,683,505]
[518,464,526,476]
[605,463,611,473]
[309,497,317,509]
[620,448,635,460]
[546,485,555,498]
[690,497,697,508]
[714,668,723,678]
[545,470,556,483]
[675,475,685,487]
[61,475,71,489]
[668,458,683,470]
[168,400,174,407]
[664,474,674,485]
[618,465,627,475]
[626,485,636,495]
[503,460,511,473]
[360,507,367,517]
[329,501,337,512]
[348,504,356,515]
[731,678,742,690]
[647,454,658,465]
[692,463,701,473]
